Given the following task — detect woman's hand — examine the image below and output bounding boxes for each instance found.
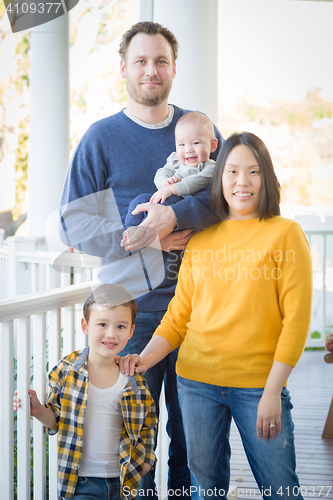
[256,360,294,441]
[256,391,281,441]
[115,353,148,377]
[116,336,173,376]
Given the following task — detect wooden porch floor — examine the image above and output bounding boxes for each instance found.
[229,350,333,499]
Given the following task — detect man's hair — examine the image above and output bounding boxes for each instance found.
[83,284,137,325]
[210,132,281,221]
[176,112,215,139]
[118,21,179,61]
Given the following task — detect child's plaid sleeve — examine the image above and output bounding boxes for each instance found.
[44,362,63,435]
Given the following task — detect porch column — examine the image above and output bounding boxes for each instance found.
[154,0,219,125]
[28,14,70,241]
[140,0,154,21]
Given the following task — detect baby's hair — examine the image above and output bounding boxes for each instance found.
[176,112,215,139]
[83,284,137,325]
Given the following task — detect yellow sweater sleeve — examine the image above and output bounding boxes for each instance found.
[154,247,194,350]
[273,222,312,367]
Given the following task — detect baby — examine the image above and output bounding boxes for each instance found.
[125,111,218,229]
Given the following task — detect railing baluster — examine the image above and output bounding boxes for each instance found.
[31,262,37,293]
[323,234,327,340]
[61,271,71,288]
[46,265,52,291]
[33,313,47,500]
[39,263,46,292]
[17,316,31,500]
[62,305,75,357]
[0,320,14,500]
[75,303,87,350]
[48,309,61,500]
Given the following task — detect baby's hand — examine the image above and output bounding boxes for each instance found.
[150,186,173,204]
[165,175,181,186]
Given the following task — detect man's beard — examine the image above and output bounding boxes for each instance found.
[126,78,173,106]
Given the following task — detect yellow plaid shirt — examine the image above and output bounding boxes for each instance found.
[45,347,157,499]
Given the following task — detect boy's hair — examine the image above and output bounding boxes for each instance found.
[83,284,137,325]
[176,112,215,139]
[210,132,281,221]
[118,21,179,62]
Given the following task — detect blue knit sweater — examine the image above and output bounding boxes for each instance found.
[59,106,222,311]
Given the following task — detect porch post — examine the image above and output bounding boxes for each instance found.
[140,0,154,21]
[154,0,219,125]
[27,14,70,241]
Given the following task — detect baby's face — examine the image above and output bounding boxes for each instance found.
[175,121,214,168]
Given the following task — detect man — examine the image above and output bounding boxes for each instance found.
[59,21,223,498]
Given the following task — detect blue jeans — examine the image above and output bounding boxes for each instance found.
[72,476,120,500]
[177,376,303,500]
[119,311,191,500]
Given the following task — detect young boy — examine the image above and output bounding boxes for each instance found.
[124,112,218,230]
[13,284,157,500]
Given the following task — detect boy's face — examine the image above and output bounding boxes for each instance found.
[175,121,217,168]
[81,305,134,362]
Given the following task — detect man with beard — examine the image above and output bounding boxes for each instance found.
[59,21,223,499]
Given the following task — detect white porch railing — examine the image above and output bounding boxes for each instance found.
[0,282,169,500]
[305,229,333,348]
[0,236,99,300]
[0,229,332,346]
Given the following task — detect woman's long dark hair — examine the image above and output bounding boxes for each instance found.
[210,132,281,220]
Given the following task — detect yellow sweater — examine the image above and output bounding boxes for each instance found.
[154,217,313,388]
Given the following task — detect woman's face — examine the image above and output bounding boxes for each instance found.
[222,144,262,220]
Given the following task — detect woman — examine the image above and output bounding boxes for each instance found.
[119,132,312,500]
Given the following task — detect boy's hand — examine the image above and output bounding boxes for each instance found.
[142,462,152,476]
[115,353,148,377]
[13,389,44,418]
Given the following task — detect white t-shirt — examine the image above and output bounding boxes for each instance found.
[78,371,128,477]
